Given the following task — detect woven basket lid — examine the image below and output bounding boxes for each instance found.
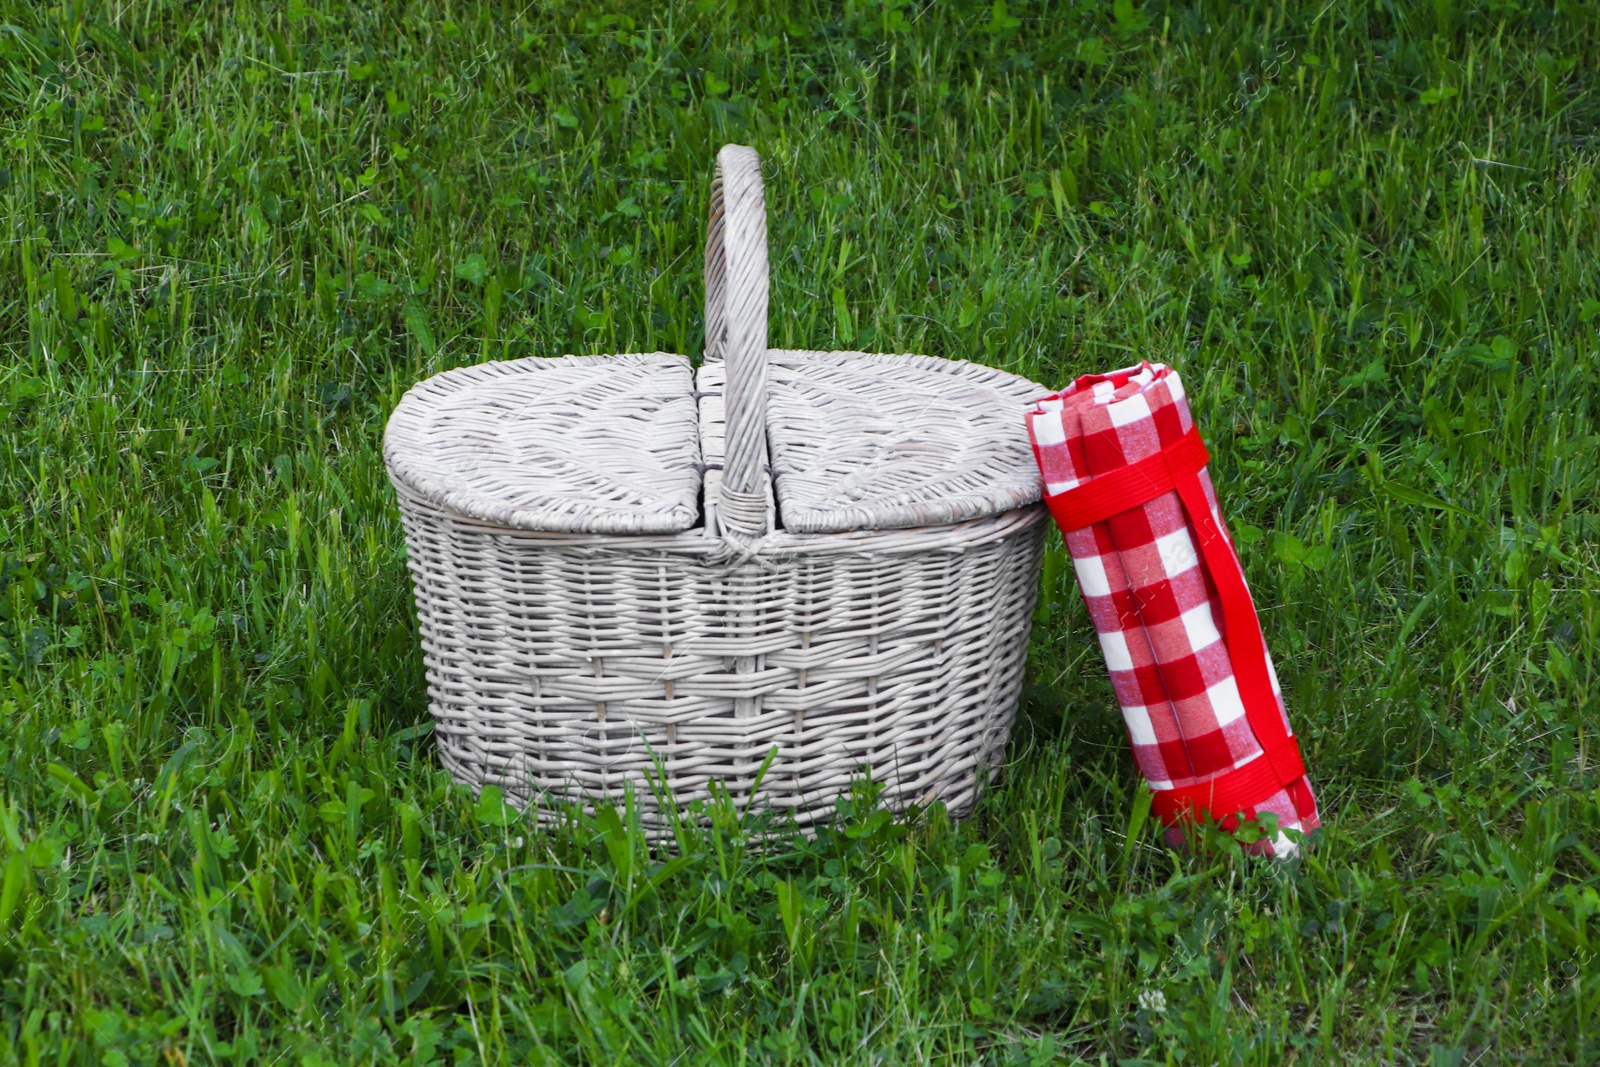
[383,147,1047,540]
[382,352,702,535]
[693,351,1045,536]
[763,350,1046,534]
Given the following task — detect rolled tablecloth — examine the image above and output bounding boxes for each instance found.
[1027,362,1318,857]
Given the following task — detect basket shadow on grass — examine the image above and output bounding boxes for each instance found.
[418,701,1327,1048]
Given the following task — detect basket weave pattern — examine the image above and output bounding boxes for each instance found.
[386,146,1045,830]
[396,500,1043,827]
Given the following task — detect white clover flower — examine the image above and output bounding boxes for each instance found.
[1138,989,1166,1014]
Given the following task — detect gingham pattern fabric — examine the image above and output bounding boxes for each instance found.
[1027,362,1318,857]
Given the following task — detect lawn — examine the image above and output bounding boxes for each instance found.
[2,0,1598,1063]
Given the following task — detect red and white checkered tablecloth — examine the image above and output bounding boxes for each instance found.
[1027,362,1319,857]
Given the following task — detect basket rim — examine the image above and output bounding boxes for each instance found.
[392,476,1048,558]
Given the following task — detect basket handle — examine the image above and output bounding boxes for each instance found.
[704,144,771,540]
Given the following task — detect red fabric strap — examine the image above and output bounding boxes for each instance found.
[1149,736,1306,823]
[1045,427,1209,533]
[1047,423,1307,826]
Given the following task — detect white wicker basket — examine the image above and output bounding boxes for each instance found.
[384,146,1048,832]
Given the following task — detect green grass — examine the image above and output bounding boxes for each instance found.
[2,0,1598,1062]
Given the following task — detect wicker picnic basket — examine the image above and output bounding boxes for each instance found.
[383,146,1048,833]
